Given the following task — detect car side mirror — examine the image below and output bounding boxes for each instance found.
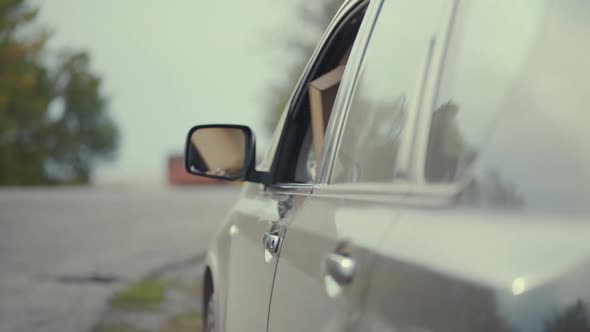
[185,124,263,182]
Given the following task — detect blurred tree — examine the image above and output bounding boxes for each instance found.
[0,0,118,185]
[263,0,343,133]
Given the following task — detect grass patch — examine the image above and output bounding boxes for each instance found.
[93,323,146,332]
[110,279,166,309]
[170,276,203,300]
[162,312,202,332]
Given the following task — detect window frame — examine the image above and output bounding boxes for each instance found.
[264,0,370,191]
[316,0,383,185]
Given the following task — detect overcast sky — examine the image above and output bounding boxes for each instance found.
[34,0,310,184]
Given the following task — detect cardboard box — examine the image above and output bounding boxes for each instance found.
[308,64,345,161]
[191,128,245,175]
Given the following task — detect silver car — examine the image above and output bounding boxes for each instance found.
[185,0,590,331]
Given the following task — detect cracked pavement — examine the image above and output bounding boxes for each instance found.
[0,186,240,332]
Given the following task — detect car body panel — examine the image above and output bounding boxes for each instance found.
[208,181,308,332]
[360,207,590,332]
[268,185,405,332]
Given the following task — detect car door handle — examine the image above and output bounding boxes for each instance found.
[324,253,356,285]
[262,231,281,253]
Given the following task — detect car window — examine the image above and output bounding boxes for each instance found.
[425,0,590,214]
[270,3,368,185]
[331,0,446,184]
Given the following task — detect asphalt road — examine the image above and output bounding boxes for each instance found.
[0,186,240,332]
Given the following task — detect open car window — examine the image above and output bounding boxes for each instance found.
[270,2,368,185]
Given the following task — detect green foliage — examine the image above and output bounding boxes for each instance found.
[263,0,343,134]
[0,0,118,185]
[110,279,166,309]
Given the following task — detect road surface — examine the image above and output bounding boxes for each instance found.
[0,186,240,332]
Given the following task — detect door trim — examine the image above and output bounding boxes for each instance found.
[267,183,313,196]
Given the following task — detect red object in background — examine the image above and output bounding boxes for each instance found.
[167,155,223,185]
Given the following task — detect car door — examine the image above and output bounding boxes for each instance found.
[219,1,363,331]
[267,1,449,331]
[220,180,308,332]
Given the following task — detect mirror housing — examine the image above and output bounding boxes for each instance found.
[184,124,267,183]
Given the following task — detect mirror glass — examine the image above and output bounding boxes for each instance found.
[187,127,247,179]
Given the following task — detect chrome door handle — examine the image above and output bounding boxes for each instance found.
[324,253,356,285]
[262,231,281,253]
